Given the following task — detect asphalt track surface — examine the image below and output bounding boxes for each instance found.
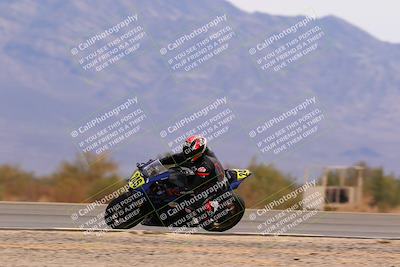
[1,202,399,239]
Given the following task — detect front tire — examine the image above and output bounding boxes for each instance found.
[104,190,150,229]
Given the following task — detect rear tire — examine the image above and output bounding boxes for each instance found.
[202,193,245,232]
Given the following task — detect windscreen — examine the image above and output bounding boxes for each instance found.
[141,159,168,178]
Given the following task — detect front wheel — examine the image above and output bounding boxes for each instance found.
[104,190,150,229]
[202,193,245,232]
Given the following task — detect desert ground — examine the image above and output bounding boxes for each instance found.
[0,230,399,267]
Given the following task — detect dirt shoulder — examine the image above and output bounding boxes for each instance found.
[0,230,399,267]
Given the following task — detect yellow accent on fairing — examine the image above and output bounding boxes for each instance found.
[232,169,251,180]
[129,170,145,189]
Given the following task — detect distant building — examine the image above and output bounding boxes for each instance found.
[303,166,364,210]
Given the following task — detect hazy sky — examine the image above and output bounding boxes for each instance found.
[226,0,400,43]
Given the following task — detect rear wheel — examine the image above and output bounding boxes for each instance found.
[104,190,150,229]
[202,193,245,232]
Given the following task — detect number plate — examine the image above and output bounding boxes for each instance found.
[232,169,251,180]
[129,170,146,189]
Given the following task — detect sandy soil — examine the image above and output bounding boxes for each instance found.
[0,230,399,267]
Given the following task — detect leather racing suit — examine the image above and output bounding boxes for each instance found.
[160,148,225,193]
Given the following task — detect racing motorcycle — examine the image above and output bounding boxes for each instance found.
[104,159,251,232]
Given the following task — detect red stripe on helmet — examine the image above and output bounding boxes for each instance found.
[186,135,198,143]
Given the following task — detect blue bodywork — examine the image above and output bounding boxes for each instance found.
[133,169,247,206]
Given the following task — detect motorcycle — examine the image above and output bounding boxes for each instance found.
[104,159,251,232]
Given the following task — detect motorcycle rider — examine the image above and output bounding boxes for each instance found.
[160,135,225,193]
[144,135,227,226]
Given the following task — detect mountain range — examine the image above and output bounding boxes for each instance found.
[0,0,399,177]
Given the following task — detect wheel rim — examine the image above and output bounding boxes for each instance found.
[208,200,243,230]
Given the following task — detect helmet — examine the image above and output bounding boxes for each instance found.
[182,135,207,161]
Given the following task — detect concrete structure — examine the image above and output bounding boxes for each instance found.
[303,166,364,210]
